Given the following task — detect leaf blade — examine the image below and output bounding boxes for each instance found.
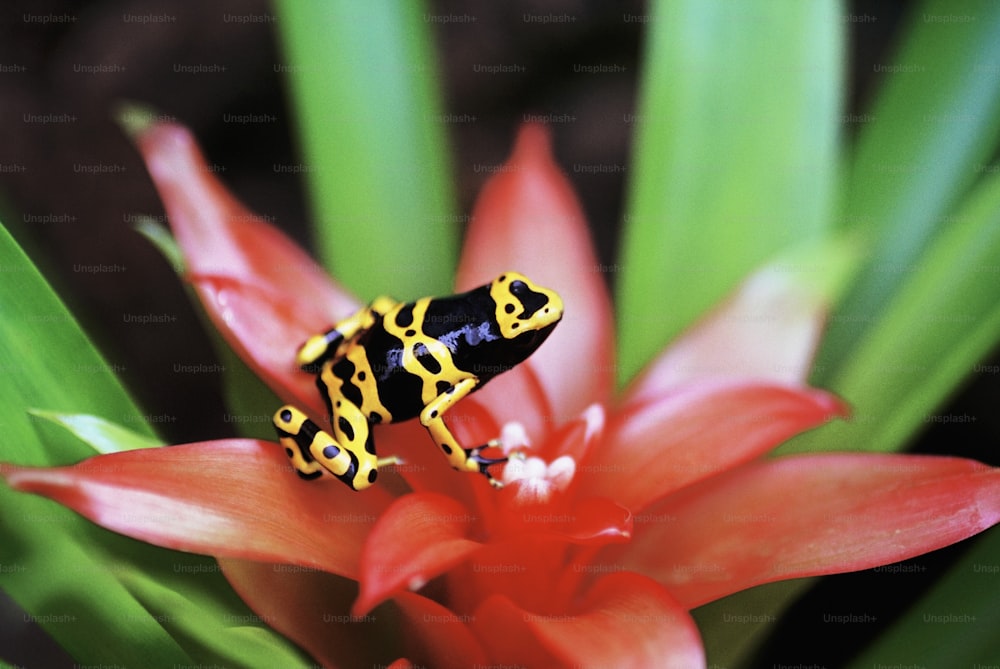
[843,531,1000,669]
[27,410,163,454]
[0,223,302,665]
[783,168,1000,454]
[273,0,457,299]
[817,0,1000,377]
[617,0,842,384]
[0,222,194,666]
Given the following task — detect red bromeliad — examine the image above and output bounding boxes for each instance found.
[4,120,999,668]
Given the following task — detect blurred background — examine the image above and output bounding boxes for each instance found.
[0,0,926,445]
[1,0,996,666]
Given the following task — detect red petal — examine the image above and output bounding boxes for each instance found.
[613,454,1000,608]
[354,492,484,616]
[444,539,571,616]
[192,275,328,415]
[454,363,555,450]
[473,572,705,669]
[456,123,615,431]
[376,400,499,506]
[219,559,391,669]
[132,121,358,409]
[393,592,490,669]
[3,440,392,579]
[493,494,633,546]
[625,263,826,404]
[444,500,632,613]
[540,402,607,463]
[578,382,846,511]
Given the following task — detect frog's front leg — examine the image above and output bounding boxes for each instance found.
[273,404,395,491]
[419,377,508,487]
[296,296,399,370]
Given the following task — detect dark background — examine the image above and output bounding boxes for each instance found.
[1,0,997,667]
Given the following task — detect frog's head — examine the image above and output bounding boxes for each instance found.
[488,271,564,346]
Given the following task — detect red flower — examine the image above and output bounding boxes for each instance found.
[5,121,999,669]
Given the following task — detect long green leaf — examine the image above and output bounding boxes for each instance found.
[693,579,812,668]
[120,571,312,668]
[844,532,1000,668]
[782,167,1000,454]
[27,410,163,453]
[0,223,194,666]
[816,0,1000,379]
[617,0,842,384]
[0,223,297,665]
[273,0,457,300]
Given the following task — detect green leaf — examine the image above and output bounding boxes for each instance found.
[693,578,812,669]
[844,532,1000,669]
[119,571,312,668]
[617,0,843,384]
[0,223,296,665]
[782,168,1000,454]
[0,222,194,665]
[27,410,163,454]
[816,0,1000,378]
[768,231,864,309]
[133,215,185,274]
[273,0,457,300]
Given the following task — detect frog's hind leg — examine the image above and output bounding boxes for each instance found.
[272,405,326,480]
[274,404,398,491]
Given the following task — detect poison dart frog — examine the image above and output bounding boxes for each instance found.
[273,272,563,491]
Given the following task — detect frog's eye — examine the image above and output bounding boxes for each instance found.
[510,280,528,296]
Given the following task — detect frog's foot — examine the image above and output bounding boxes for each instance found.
[466,439,514,488]
[376,455,404,468]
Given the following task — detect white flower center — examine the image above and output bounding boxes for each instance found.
[499,420,576,503]
[498,421,531,455]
